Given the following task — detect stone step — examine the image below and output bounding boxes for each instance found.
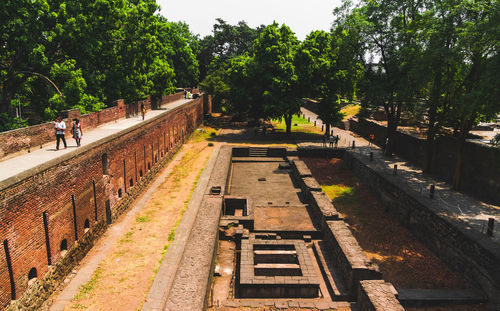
[397,289,487,307]
[254,250,297,255]
[254,263,302,276]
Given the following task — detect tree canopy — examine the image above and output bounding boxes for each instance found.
[0,0,199,131]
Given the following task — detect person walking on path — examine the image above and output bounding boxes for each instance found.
[329,134,334,148]
[54,116,67,150]
[322,134,327,148]
[71,118,83,146]
[141,103,146,120]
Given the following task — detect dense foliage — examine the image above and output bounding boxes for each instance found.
[2,0,498,189]
[0,0,199,131]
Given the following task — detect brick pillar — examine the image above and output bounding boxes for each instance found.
[203,94,212,115]
[61,108,81,121]
[114,99,126,118]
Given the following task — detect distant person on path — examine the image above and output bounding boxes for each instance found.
[335,135,339,148]
[54,116,67,150]
[329,134,334,148]
[322,134,327,148]
[184,89,187,99]
[141,103,146,120]
[71,118,82,146]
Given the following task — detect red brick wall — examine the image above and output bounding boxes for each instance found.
[0,91,185,159]
[0,100,127,159]
[0,96,205,310]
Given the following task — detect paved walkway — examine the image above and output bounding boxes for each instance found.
[299,107,500,244]
[0,99,191,183]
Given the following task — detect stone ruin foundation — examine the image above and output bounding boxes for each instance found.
[210,147,402,310]
[146,145,492,311]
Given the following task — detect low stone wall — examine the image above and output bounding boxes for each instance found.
[358,280,404,311]
[161,146,232,310]
[291,159,312,179]
[348,117,500,205]
[307,191,339,232]
[343,150,500,305]
[324,220,382,298]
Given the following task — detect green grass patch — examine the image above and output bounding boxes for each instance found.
[321,184,358,205]
[118,231,135,244]
[136,215,150,223]
[189,126,218,143]
[71,303,87,309]
[73,267,102,301]
[167,229,175,242]
[341,104,361,120]
[272,115,323,134]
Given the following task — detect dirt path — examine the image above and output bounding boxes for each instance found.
[302,157,467,290]
[45,129,217,311]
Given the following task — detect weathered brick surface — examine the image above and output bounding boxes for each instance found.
[358,280,404,311]
[325,220,381,298]
[0,95,205,310]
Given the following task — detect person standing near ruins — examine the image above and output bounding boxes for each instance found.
[71,118,83,146]
[54,116,67,150]
[141,103,146,120]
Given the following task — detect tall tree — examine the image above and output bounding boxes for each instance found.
[198,19,263,81]
[296,26,363,135]
[0,0,200,131]
[445,0,500,189]
[354,0,426,155]
[251,23,301,134]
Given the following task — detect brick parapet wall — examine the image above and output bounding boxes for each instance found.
[0,92,187,160]
[343,150,500,305]
[0,96,205,310]
[347,117,500,205]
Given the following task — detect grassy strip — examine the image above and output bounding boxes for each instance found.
[272,115,323,134]
[341,104,360,120]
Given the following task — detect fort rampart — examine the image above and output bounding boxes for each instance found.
[0,94,208,310]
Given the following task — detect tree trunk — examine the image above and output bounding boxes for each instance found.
[325,122,331,136]
[285,114,292,135]
[384,118,397,156]
[452,132,466,190]
[452,120,471,190]
[424,120,437,172]
[424,71,442,172]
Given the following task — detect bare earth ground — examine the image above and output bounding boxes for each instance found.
[302,157,493,311]
[45,127,217,311]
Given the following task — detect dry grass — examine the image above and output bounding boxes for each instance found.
[66,132,216,311]
[303,157,468,290]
